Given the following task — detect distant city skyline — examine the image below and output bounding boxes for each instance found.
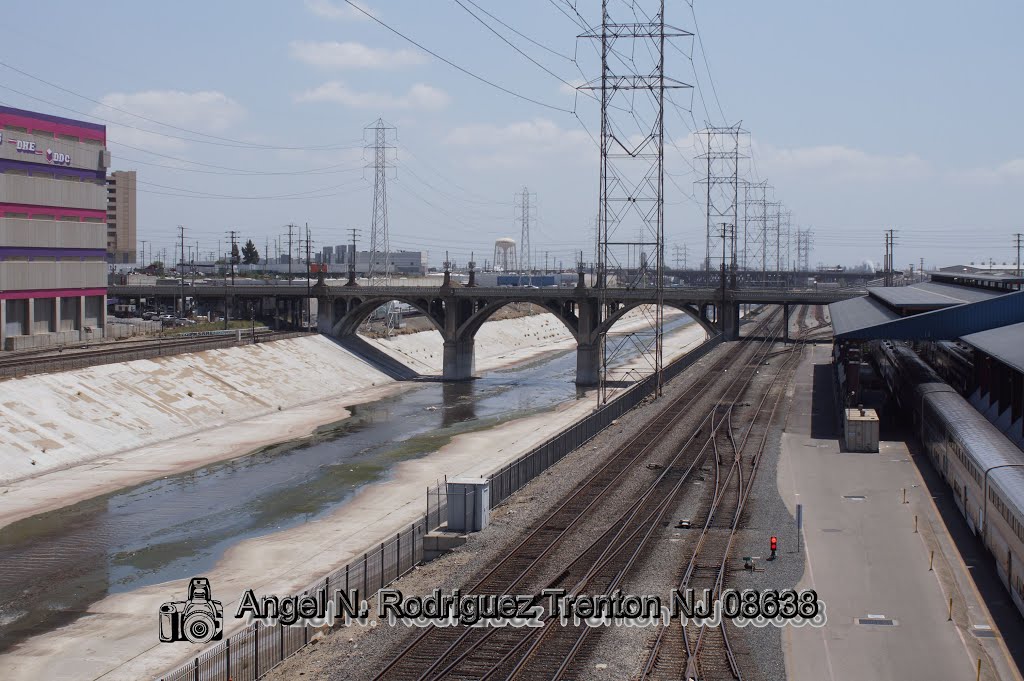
[2,0,1021,269]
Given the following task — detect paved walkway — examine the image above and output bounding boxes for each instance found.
[778,344,1022,681]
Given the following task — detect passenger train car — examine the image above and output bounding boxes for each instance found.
[873,341,1024,618]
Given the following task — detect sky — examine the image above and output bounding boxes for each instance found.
[2,0,1022,271]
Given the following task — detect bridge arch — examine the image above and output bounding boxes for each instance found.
[454,297,581,343]
[331,295,446,337]
[596,300,716,339]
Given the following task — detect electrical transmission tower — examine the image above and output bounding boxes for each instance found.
[742,181,769,280]
[796,228,814,272]
[515,187,536,286]
[365,118,400,332]
[699,125,746,277]
[581,0,690,403]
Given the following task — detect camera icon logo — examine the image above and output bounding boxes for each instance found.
[158,577,224,644]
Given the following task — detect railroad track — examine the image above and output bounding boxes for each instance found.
[638,313,814,681]
[0,329,299,377]
[373,308,790,681]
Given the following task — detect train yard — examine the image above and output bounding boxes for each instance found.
[262,305,831,681]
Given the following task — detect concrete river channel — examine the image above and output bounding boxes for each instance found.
[0,317,697,652]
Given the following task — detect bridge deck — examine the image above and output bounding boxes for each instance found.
[108,283,861,306]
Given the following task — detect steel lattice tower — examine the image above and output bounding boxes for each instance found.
[699,125,746,276]
[515,187,536,285]
[742,181,769,278]
[365,118,399,332]
[366,119,396,285]
[581,0,690,403]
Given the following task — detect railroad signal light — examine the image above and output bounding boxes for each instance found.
[769,535,778,560]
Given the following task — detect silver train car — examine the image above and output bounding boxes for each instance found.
[873,341,1024,618]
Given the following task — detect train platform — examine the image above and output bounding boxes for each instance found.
[776,343,1022,681]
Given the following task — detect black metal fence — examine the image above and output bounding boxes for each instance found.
[159,335,722,680]
[159,519,425,681]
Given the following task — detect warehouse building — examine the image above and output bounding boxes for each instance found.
[0,105,110,349]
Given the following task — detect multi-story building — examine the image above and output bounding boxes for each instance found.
[0,105,109,349]
[106,170,136,264]
[352,249,427,276]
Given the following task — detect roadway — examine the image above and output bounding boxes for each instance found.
[108,282,862,307]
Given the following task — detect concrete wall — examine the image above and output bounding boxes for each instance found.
[0,129,108,172]
[106,170,136,262]
[0,261,107,290]
[0,218,106,249]
[0,174,106,211]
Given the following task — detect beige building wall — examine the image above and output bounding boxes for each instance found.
[106,170,137,264]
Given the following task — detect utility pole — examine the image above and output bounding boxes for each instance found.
[305,223,312,329]
[286,224,296,282]
[178,225,186,317]
[673,244,682,270]
[227,230,239,285]
[884,228,898,286]
[1015,233,1023,277]
[347,228,359,286]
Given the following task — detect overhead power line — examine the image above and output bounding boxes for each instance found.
[341,0,573,113]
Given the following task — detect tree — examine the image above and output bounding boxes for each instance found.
[241,239,259,265]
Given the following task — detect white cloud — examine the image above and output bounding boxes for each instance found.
[303,0,373,20]
[96,90,246,150]
[759,144,931,182]
[953,158,1024,185]
[289,40,426,70]
[296,81,450,111]
[444,118,593,169]
[559,78,587,95]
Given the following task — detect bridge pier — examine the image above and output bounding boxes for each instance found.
[576,343,600,386]
[721,302,740,340]
[442,338,476,381]
[783,303,790,343]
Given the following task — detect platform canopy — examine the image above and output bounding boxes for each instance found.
[830,289,1024,341]
[961,320,1024,374]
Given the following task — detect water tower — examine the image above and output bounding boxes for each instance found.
[493,238,517,272]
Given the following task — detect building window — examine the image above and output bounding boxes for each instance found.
[4,125,28,132]
[57,134,80,142]
[32,214,55,220]
[4,212,29,218]
[82,138,102,146]
[60,216,81,221]
[83,217,104,223]
[33,130,55,138]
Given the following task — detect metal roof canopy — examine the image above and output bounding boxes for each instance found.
[961,320,1024,374]
[928,271,1024,288]
[869,281,1002,308]
[829,296,900,337]
[831,289,1024,340]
